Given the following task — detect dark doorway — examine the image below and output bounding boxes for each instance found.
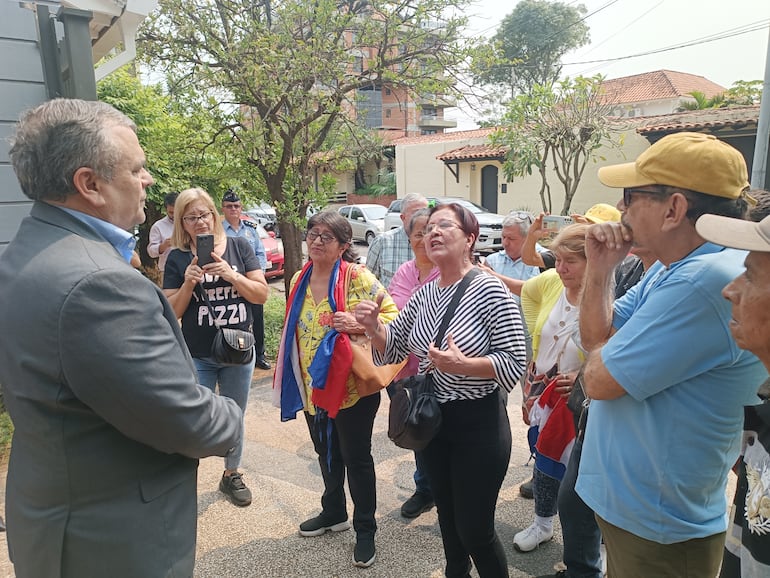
[481,165,499,213]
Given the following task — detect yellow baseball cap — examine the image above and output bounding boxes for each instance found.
[583,203,621,224]
[598,132,749,199]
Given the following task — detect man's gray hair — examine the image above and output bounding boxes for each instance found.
[9,98,137,202]
[402,192,428,213]
[502,211,534,235]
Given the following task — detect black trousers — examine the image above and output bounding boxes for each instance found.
[304,391,380,538]
[251,303,265,357]
[422,389,511,578]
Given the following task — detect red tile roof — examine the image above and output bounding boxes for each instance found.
[436,144,507,161]
[388,127,497,146]
[601,70,726,105]
[636,105,760,134]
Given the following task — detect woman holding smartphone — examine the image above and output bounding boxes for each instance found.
[164,187,269,507]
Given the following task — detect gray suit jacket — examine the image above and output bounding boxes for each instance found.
[0,202,243,578]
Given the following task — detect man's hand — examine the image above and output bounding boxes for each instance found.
[585,222,633,271]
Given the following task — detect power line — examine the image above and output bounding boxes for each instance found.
[563,19,769,66]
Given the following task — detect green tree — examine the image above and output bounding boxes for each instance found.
[492,75,621,215]
[476,0,590,96]
[676,90,726,111]
[139,0,473,288]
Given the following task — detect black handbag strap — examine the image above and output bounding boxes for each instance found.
[196,284,221,326]
[433,268,480,347]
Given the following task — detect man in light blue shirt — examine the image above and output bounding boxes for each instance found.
[482,211,542,298]
[578,132,766,578]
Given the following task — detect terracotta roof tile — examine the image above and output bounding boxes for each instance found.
[636,105,760,134]
[436,144,508,161]
[601,70,726,105]
[388,127,497,146]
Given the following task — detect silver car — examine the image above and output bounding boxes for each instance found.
[338,204,387,245]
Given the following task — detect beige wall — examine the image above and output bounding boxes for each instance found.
[396,129,651,215]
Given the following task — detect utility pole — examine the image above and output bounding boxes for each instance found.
[751,25,770,190]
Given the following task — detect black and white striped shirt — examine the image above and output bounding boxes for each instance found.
[377,272,527,403]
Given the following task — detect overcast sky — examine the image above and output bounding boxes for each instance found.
[449,0,770,130]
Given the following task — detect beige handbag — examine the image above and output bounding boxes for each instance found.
[344,264,405,397]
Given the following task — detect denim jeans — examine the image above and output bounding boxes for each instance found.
[194,355,254,470]
[304,392,381,539]
[557,436,602,578]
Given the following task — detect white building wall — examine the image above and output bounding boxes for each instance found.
[396,129,651,215]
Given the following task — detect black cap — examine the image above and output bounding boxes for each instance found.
[223,189,240,203]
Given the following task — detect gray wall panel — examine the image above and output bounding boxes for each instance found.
[0,3,38,42]
[0,81,46,122]
[0,40,45,83]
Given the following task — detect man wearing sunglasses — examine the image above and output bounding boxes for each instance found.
[575,132,766,578]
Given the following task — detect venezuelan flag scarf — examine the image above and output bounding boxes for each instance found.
[273,259,353,421]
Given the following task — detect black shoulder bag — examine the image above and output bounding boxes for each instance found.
[388,268,480,450]
[197,285,255,366]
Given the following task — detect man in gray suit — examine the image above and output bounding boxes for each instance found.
[0,99,243,578]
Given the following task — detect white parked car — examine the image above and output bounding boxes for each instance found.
[384,197,504,251]
[338,204,387,245]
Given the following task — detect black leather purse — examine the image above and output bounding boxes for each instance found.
[198,286,255,366]
[388,269,480,450]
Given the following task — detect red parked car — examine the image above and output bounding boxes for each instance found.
[240,216,284,279]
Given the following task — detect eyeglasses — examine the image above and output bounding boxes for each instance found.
[182,211,214,224]
[508,210,533,223]
[306,230,337,244]
[222,203,241,210]
[622,187,672,208]
[424,219,461,235]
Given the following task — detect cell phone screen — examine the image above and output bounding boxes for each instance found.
[196,234,215,266]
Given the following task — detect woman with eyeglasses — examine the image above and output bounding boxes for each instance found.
[163,187,269,508]
[274,210,398,569]
[355,203,527,578]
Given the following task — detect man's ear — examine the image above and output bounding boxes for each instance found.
[72,166,105,209]
[661,192,689,231]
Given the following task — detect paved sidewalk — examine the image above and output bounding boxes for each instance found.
[0,372,564,577]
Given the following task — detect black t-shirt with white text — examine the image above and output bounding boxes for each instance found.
[164,237,260,358]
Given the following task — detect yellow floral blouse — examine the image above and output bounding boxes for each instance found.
[290,263,399,415]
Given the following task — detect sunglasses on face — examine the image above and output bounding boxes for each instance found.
[622,187,672,208]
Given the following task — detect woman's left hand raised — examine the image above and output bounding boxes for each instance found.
[427,334,467,374]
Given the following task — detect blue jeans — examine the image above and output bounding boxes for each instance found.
[194,356,254,470]
[557,436,602,578]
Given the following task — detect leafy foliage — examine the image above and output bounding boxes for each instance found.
[492,75,621,215]
[677,80,763,111]
[475,0,590,96]
[138,0,474,288]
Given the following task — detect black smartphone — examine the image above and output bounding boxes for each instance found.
[196,234,215,266]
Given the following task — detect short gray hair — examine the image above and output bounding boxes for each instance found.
[502,211,534,235]
[9,98,137,202]
[407,207,431,235]
[402,192,428,214]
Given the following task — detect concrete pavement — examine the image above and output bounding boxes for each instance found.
[0,371,565,577]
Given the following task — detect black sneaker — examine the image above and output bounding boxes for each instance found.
[400,492,435,518]
[353,536,376,568]
[299,513,350,537]
[519,476,534,499]
[219,471,252,507]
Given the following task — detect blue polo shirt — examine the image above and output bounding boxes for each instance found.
[577,243,766,543]
[223,219,266,270]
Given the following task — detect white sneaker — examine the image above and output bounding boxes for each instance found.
[513,522,554,552]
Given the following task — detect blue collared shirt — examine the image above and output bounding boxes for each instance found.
[59,207,137,263]
[223,219,267,269]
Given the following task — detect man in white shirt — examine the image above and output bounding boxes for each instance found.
[147,192,178,285]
